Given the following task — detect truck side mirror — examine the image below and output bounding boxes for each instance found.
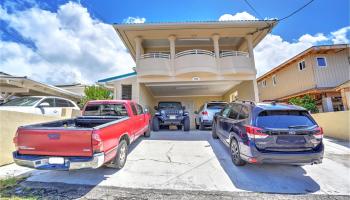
[154,106,158,110]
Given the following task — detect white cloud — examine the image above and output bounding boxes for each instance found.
[0,2,135,84]
[331,26,350,44]
[123,16,146,24]
[219,12,258,21]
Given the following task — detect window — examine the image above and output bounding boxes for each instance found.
[238,105,249,120]
[206,103,226,110]
[272,75,277,86]
[136,104,144,115]
[83,103,128,117]
[122,85,132,100]
[316,57,327,67]
[298,60,306,71]
[39,98,55,107]
[55,99,74,107]
[2,97,41,106]
[229,91,238,102]
[256,110,315,129]
[221,106,231,118]
[262,80,267,87]
[131,103,138,115]
[228,104,241,120]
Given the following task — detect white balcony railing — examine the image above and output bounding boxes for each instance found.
[219,51,253,75]
[175,49,215,58]
[138,53,171,76]
[220,51,249,58]
[140,53,170,59]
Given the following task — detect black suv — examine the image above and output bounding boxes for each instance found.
[152,101,190,131]
[212,101,324,166]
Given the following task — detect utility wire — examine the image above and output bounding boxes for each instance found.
[243,0,264,20]
[279,0,315,21]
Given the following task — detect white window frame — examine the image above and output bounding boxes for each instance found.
[272,75,277,86]
[262,80,267,87]
[298,60,306,71]
[316,56,327,68]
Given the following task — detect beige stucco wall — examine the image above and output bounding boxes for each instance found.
[258,55,316,101]
[312,111,350,141]
[0,109,81,166]
[223,80,255,102]
[139,83,156,114]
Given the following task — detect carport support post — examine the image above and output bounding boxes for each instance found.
[168,35,176,76]
[246,34,259,103]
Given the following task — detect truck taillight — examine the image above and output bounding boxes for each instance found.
[13,130,19,150]
[92,133,103,153]
[245,125,268,139]
[202,111,208,115]
[313,127,323,139]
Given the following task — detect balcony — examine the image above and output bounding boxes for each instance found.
[136,50,254,77]
[219,51,255,75]
[174,49,217,75]
[137,53,171,76]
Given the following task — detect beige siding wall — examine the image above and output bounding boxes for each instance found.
[223,80,255,102]
[258,55,316,100]
[312,49,350,88]
[139,83,156,114]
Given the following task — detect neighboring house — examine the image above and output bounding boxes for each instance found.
[55,83,88,97]
[0,72,82,103]
[98,20,277,128]
[257,44,350,112]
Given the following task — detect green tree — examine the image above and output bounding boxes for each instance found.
[80,85,112,107]
[289,95,318,113]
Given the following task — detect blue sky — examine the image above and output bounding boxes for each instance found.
[0,0,349,84]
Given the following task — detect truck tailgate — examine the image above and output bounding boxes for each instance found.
[17,128,93,157]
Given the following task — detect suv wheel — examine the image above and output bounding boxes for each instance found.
[195,119,199,129]
[177,125,182,130]
[212,122,219,139]
[199,122,205,130]
[230,138,246,166]
[109,140,128,169]
[152,118,160,132]
[183,117,190,132]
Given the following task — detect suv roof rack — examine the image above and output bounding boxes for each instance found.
[232,99,256,105]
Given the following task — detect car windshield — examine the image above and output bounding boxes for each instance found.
[83,103,128,117]
[158,102,182,109]
[207,103,227,110]
[256,110,316,129]
[1,97,42,107]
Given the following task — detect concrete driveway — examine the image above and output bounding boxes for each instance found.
[22,130,350,195]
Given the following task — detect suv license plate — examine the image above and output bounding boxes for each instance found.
[169,115,176,119]
[48,157,64,164]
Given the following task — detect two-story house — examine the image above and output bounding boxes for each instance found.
[257,44,350,112]
[98,20,277,127]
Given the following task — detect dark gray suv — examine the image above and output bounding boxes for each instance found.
[212,101,324,166]
[152,102,190,131]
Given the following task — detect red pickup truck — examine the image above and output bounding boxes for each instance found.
[13,100,151,170]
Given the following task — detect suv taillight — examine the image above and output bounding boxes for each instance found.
[13,130,19,150]
[92,132,103,153]
[245,125,268,139]
[202,111,208,115]
[313,127,323,139]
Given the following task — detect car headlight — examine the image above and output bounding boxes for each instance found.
[155,112,160,116]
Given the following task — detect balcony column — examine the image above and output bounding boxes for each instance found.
[134,36,142,66]
[245,34,256,70]
[168,35,176,76]
[212,34,220,73]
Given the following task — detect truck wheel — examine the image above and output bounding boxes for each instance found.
[212,122,219,139]
[144,124,151,137]
[230,138,246,166]
[111,140,128,169]
[152,118,159,132]
[177,125,182,130]
[183,117,190,132]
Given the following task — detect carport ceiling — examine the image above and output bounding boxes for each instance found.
[145,81,240,97]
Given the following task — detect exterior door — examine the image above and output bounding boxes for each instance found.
[130,103,142,138]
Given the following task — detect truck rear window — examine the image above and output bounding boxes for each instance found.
[256,110,316,129]
[84,104,128,117]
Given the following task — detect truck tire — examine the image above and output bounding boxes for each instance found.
[144,124,151,137]
[183,117,190,132]
[110,140,128,169]
[152,118,160,132]
[212,122,219,139]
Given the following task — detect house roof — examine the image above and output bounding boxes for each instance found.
[114,20,278,61]
[0,72,82,101]
[257,44,350,82]
[97,72,137,83]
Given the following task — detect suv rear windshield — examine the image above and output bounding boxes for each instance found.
[158,102,182,109]
[256,110,316,129]
[84,103,128,117]
[207,103,226,109]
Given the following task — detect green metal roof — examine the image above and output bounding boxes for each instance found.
[98,72,137,83]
